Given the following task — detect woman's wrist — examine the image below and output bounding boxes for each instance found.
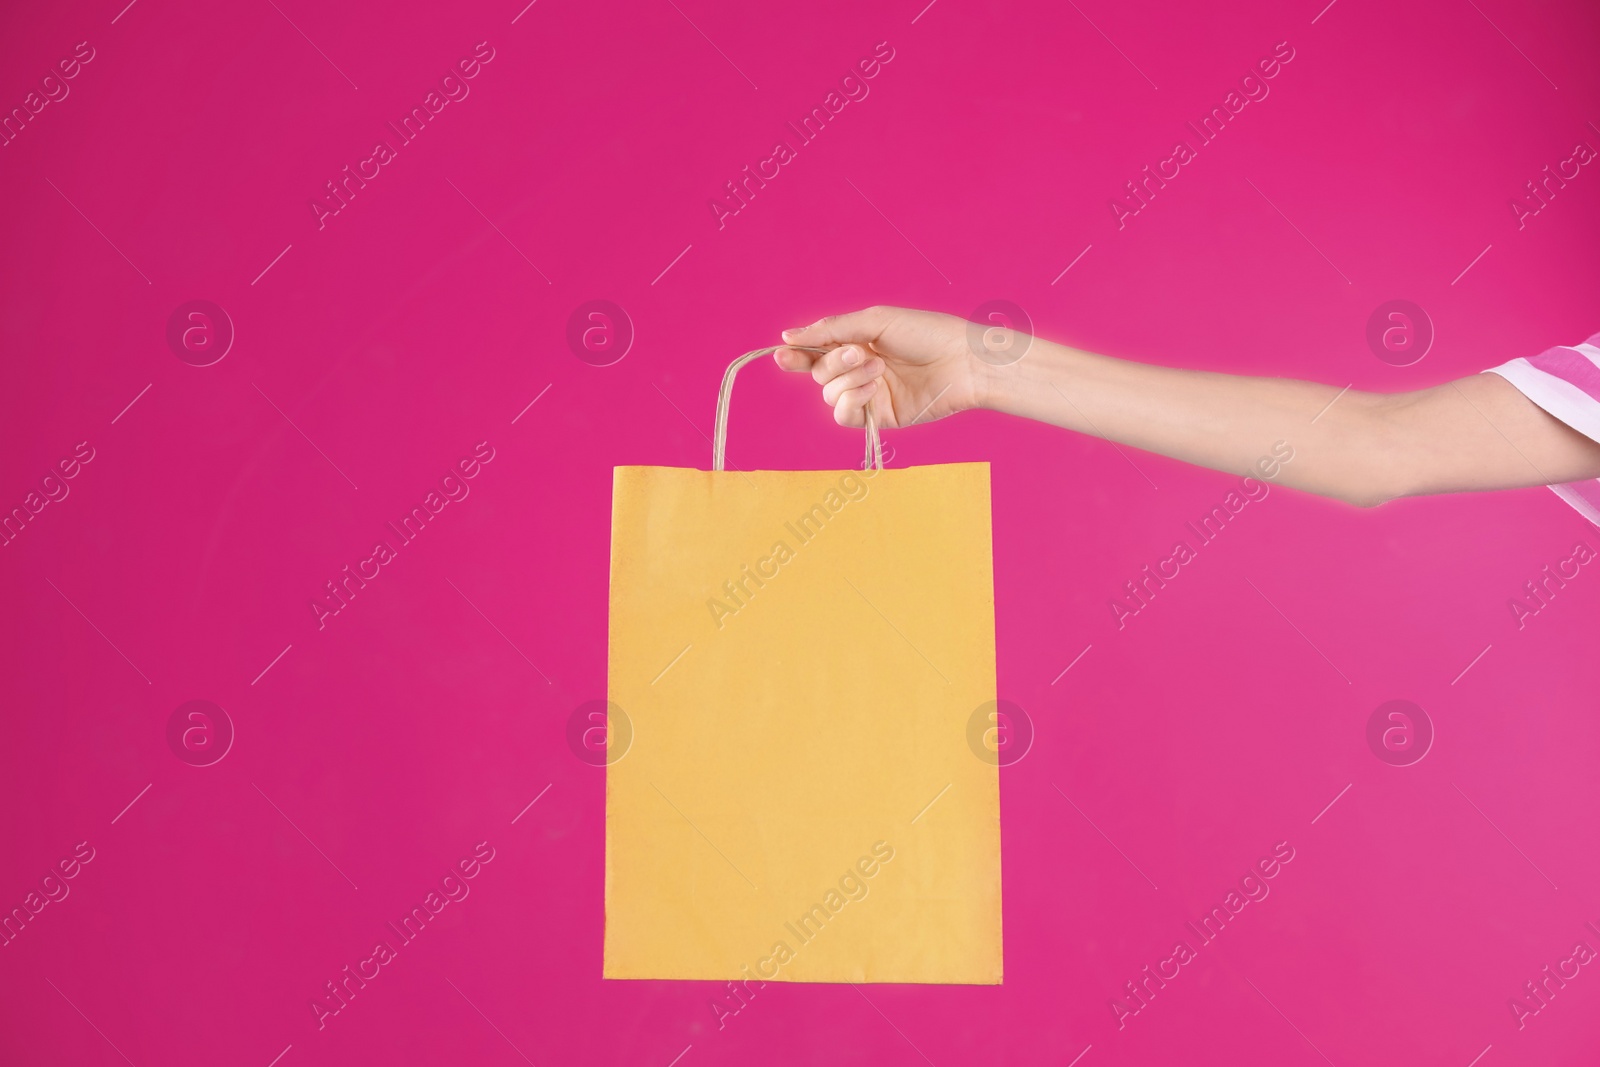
[965,354,1002,413]
[965,334,1061,417]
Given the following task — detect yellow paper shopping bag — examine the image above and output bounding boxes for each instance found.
[604,347,1002,984]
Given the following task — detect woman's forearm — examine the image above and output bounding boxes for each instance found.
[973,337,1600,506]
[778,306,1600,503]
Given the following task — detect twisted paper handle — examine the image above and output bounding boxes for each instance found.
[712,346,882,471]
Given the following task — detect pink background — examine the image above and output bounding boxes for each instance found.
[3,0,1599,1063]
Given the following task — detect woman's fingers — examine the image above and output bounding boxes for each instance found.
[773,345,820,373]
[778,342,876,382]
[776,306,900,375]
[813,343,877,385]
[776,308,904,429]
[832,379,879,427]
[821,357,884,406]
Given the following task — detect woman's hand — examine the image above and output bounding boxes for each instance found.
[775,306,992,429]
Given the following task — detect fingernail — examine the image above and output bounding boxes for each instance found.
[862,379,878,392]
[842,347,861,366]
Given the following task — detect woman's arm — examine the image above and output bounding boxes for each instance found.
[776,306,1600,507]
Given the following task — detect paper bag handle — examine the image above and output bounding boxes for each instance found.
[713,346,883,472]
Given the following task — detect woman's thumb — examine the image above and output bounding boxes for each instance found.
[782,307,891,348]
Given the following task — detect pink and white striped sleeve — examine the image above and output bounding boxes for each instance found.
[1483,330,1600,525]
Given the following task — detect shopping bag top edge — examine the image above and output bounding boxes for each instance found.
[611,461,992,475]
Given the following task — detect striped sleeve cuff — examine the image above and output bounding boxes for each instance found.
[1483,331,1600,524]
